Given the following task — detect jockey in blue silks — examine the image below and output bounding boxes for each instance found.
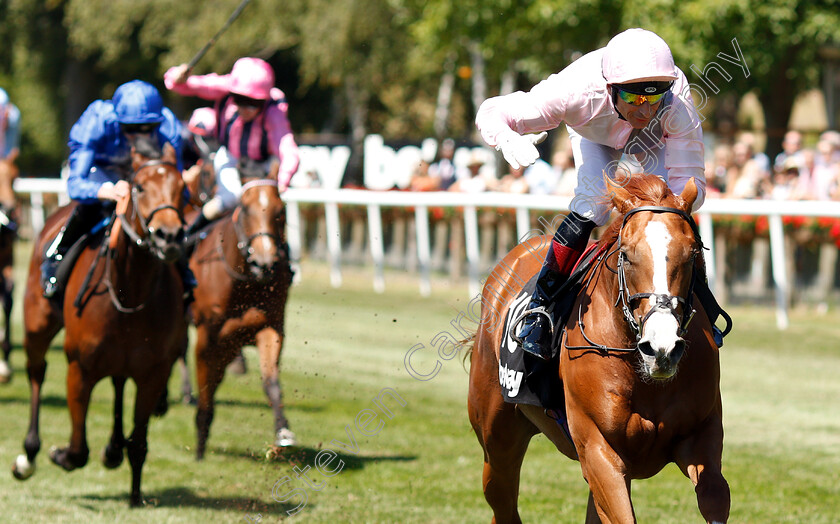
[41,80,194,300]
[0,88,21,161]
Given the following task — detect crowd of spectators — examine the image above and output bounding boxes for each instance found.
[406,129,840,204]
[706,130,840,202]
[409,136,579,198]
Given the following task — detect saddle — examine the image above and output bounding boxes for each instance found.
[499,243,605,409]
[43,216,110,300]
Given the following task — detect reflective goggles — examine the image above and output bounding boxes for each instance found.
[121,123,159,134]
[232,94,265,109]
[617,89,667,106]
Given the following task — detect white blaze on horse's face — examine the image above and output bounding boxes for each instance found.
[638,219,684,379]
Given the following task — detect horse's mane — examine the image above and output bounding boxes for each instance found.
[596,174,681,250]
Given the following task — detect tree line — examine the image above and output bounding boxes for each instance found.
[1,0,838,175]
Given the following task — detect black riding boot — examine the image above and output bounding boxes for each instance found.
[185,212,211,238]
[176,256,197,307]
[40,205,97,298]
[515,212,596,359]
[693,261,732,348]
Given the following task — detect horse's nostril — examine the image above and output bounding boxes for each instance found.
[638,340,654,357]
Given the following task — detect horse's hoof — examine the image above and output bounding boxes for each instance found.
[12,454,34,480]
[0,359,11,384]
[182,394,197,406]
[49,446,87,471]
[101,445,124,469]
[275,428,296,448]
[129,494,144,508]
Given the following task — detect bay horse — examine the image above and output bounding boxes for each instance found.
[12,143,188,507]
[188,177,293,459]
[468,174,730,523]
[0,155,18,383]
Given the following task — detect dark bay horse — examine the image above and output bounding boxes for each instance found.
[188,178,293,459]
[0,156,18,383]
[12,144,188,507]
[468,174,729,523]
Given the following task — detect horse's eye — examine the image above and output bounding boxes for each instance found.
[133,184,144,194]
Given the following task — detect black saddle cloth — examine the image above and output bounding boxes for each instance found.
[498,243,604,409]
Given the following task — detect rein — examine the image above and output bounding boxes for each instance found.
[216,179,285,280]
[95,159,183,313]
[564,206,702,353]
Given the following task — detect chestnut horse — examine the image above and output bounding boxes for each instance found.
[12,144,188,507]
[0,156,18,383]
[468,175,730,523]
[188,178,293,459]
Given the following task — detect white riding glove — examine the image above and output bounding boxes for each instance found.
[496,131,548,170]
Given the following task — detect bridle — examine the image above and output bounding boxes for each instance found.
[116,160,185,259]
[219,178,287,280]
[566,206,702,353]
[74,159,185,313]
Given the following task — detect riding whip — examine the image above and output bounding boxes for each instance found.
[186,0,254,70]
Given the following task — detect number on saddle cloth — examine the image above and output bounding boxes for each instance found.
[498,243,605,410]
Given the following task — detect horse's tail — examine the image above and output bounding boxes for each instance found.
[460,333,477,371]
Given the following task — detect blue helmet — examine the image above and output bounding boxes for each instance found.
[113,80,165,124]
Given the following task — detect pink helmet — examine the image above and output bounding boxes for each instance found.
[188,107,217,137]
[228,57,275,100]
[601,28,678,84]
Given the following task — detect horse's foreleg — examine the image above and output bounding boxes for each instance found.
[674,406,730,524]
[12,348,48,480]
[0,267,14,383]
[574,429,634,523]
[50,361,92,471]
[256,326,294,447]
[102,376,127,469]
[194,326,225,461]
[585,491,603,524]
[126,372,170,507]
[177,327,195,404]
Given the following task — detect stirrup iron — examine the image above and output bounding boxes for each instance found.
[510,306,555,347]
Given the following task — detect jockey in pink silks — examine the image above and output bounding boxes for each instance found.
[165,57,300,236]
[476,28,713,359]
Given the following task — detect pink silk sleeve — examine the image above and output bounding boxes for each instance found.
[265,103,299,188]
[164,67,230,101]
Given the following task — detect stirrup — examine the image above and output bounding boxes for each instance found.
[510,306,555,347]
[712,326,724,348]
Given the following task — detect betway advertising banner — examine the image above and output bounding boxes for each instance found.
[292,135,493,190]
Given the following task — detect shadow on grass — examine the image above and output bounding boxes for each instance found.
[213,444,417,471]
[0,393,67,407]
[212,398,326,412]
[80,486,300,516]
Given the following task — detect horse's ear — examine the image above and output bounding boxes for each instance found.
[678,177,698,212]
[162,142,176,164]
[604,171,634,214]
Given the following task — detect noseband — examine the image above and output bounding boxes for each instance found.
[615,206,700,342]
[566,206,702,353]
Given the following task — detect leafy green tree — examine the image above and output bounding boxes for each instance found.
[633,0,840,159]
